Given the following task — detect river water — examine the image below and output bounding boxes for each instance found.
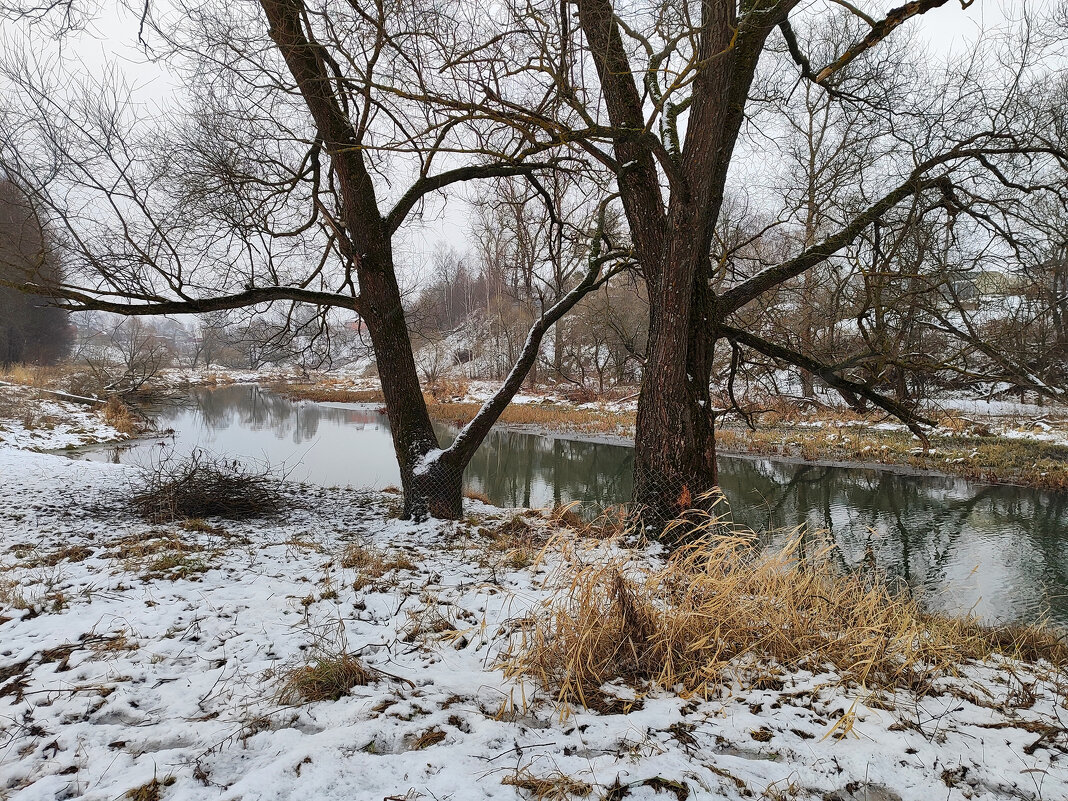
[74,384,1068,626]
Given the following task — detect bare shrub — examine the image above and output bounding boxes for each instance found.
[131,450,283,523]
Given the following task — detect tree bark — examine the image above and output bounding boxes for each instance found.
[261,0,448,517]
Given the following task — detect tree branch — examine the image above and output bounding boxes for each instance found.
[385,161,556,236]
[814,0,970,84]
[1,280,361,317]
[720,324,935,437]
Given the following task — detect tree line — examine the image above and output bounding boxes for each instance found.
[0,179,72,366]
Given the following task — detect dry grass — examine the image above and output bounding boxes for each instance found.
[501,768,593,800]
[124,776,175,801]
[277,651,377,704]
[426,400,633,435]
[274,383,385,404]
[0,364,69,388]
[37,544,93,566]
[716,422,1068,491]
[106,530,199,561]
[409,727,447,750]
[339,543,417,579]
[1,364,105,398]
[178,518,228,535]
[103,530,211,581]
[427,377,470,401]
[142,551,208,581]
[506,508,1068,711]
[473,514,553,570]
[103,395,144,436]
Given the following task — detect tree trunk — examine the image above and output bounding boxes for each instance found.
[405,453,464,520]
[632,227,719,528]
[361,257,456,519]
[261,0,460,519]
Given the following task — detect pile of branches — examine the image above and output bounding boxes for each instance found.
[131,449,283,522]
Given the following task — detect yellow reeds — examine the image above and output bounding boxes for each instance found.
[505,506,1067,710]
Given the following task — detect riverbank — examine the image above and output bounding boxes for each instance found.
[0,382,136,451]
[276,378,1068,492]
[6,364,1068,491]
[2,440,1066,801]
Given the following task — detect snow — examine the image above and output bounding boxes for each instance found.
[412,447,444,475]
[0,385,126,451]
[1,438,1066,800]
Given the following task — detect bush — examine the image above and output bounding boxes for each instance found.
[131,449,283,522]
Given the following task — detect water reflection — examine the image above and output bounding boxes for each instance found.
[463,430,634,510]
[76,385,1068,626]
[718,459,1068,626]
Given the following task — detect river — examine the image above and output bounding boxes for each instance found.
[72,384,1068,626]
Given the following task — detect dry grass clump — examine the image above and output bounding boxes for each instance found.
[501,768,593,799]
[409,727,447,750]
[475,514,553,569]
[463,488,493,504]
[142,551,208,581]
[103,395,143,436]
[105,530,209,580]
[340,543,417,576]
[131,450,283,522]
[507,513,1067,710]
[277,651,377,704]
[124,775,175,801]
[106,530,197,560]
[38,544,93,566]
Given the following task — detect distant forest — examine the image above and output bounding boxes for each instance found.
[0,179,71,366]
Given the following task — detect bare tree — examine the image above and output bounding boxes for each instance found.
[82,316,174,393]
[0,0,628,518]
[501,0,1068,525]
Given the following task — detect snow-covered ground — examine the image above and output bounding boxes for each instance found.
[1,437,1066,799]
[0,385,126,452]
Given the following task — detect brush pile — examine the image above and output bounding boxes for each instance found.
[131,449,283,522]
